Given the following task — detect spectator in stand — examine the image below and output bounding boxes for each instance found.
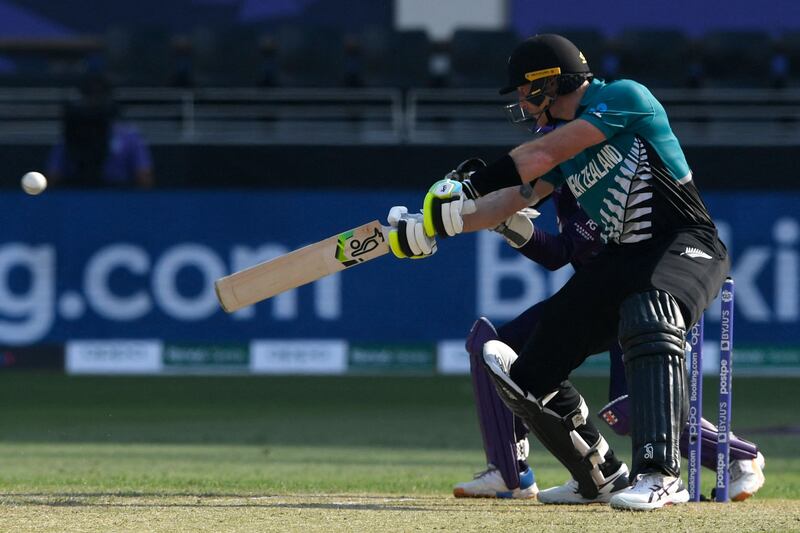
[47,73,153,188]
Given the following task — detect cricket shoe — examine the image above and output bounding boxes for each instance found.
[728,452,766,502]
[537,463,630,504]
[609,473,689,511]
[453,465,538,499]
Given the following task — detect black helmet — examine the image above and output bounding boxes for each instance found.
[499,34,591,95]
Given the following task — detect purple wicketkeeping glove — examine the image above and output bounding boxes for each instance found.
[597,394,631,436]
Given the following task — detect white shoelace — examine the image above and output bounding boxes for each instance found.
[633,474,677,501]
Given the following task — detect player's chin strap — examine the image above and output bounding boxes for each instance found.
[531,108,559,135]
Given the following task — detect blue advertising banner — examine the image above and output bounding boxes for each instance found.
[0,190,798,356]
[510,0,800,37]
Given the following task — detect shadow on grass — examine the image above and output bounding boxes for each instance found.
[0,493,617,513]
[1,374,798,455]
[0,493,456,512]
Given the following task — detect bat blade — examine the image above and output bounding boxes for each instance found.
[215,219,390,313]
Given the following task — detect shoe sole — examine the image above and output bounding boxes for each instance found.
[610,492,690,511]
[730,473,766,502]
[611,500,682,511]
[453,488,537,499]
[537,492,615,505]
[730,459,766,502]
[538,499,610,505]
[732,491,754,502]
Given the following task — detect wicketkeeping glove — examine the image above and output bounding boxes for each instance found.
[387,206,437,259]
[491,208,540,248]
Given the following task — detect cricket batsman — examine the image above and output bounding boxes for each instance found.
[388,33,731,510]
[448,173,764,502]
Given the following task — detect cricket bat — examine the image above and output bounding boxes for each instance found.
[215,220,390,313]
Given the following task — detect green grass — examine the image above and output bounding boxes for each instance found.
[0,374,798,531]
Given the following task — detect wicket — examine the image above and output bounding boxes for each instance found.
[687,277,735,502]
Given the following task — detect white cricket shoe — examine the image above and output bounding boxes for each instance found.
[609,473,689,511]
[453,465,538,499]
[729,452,766,502]
[537,463,630,504]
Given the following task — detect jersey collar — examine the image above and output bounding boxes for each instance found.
[577,78,605,114]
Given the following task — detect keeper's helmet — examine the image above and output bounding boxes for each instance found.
[501,34,593,125]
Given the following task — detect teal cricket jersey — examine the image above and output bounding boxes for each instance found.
[541,78,714,244]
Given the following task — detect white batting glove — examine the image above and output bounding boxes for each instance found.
[492,208,540,248]
[387,206,437,259]
[422,179,477,238]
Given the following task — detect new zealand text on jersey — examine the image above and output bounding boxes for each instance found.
[566,145,624,196]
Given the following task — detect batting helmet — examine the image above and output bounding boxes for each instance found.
[499,34,592,95]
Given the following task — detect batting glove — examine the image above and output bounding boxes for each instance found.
[423,158,485,238]
[422,178,479,238]
[387,206,437,259]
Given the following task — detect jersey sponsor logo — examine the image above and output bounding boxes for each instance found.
[573,220,596,242]
[680,247,712,260]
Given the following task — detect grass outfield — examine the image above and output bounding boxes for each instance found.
[0,374,798,532]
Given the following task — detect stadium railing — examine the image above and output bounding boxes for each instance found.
[407,87,800,146]
[0,86,799,146]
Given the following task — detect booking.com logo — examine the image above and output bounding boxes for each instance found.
[477,217,800,324]
[0,241,346,344]
[0,216,798,345]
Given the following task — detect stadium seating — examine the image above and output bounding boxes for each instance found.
[0,37,100,87]
[539,28,613,79]
[190,25,273,87]
[358,27,432,89]
[698,30,777,88]
[448,28,519,88]
[776,30,800,87]
[0,26,797,91]
[105,27,185,87]
[272,26,347,88]
[615,29,696,87]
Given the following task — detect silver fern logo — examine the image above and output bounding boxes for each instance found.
[680,247,712,260]
[597,137,653,244]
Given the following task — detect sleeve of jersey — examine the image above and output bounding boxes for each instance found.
[578,81,656,139]
[514,227,572,271]
[516,209,605,271]
[538,167,564,187]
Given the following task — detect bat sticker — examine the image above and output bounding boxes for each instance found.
[336,226,385,266]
